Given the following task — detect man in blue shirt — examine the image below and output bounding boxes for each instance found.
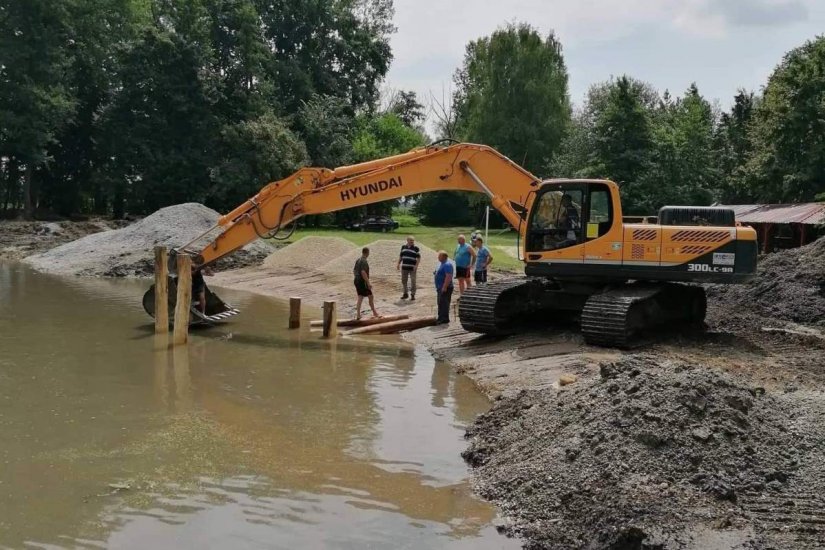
[434,250,454,324]
[453,234,476,295]
[472,236,493,284]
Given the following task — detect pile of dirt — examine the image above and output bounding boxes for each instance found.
[708,236,825,328]
[463,355,815,549]
[25,203,271,277]
[263,236,356,269]
[0,220,115,261]
[321,239,441,281]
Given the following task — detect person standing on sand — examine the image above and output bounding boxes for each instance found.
[473,236,493,284]
[397,235,420,300]
[454,234,476,295]
[434,251,454,324]
[354,247,380,320]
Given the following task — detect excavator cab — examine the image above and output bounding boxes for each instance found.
[524,180,620,271]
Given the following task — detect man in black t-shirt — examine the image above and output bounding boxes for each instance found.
[354,247,380,320]
[396,236,420,300]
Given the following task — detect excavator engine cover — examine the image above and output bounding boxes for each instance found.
[658,206,735,227]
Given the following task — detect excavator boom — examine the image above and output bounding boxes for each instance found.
[179,143,539,267]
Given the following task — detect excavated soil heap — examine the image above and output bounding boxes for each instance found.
[321,239,441,281]
[464,355,813,549]
[25,203,271,277]
[263,236,356,269]
[707,236,825,327]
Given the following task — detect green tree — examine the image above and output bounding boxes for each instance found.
[713,90,756,203]
[454,23,570,174]
[746,36,825,202]
[98,26,219,217]
[0,0,77,218]
[642,83,717,211]
[209,111,308,208]
[256,0,394,112]
[590,76,655,211]
[387,90,425,128]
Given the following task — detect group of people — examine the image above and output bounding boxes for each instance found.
[352,232,494,325]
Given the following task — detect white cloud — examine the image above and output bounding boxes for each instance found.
[384,0,820,132]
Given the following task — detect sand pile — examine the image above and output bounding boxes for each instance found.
[708,236,825,327]
[322,239,440,281]
[263,236,356,269]
[464,355,813,549]
[25,203,271,277]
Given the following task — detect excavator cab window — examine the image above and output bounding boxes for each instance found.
[587,184,613,240]
[527,187,584,251]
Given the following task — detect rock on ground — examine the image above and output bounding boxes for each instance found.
[708,236,825,328]
[24,203,271,277]
[463,354,824,549]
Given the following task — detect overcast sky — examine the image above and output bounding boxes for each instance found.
[384,0,825,124]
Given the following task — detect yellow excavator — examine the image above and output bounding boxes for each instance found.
[144,141,757,347]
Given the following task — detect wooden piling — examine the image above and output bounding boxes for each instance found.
[322,301,338,338]
[154,246,169,333]
[173,254,192,345]
[289,297,301,329]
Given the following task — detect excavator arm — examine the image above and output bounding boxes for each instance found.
[178,143,540,266]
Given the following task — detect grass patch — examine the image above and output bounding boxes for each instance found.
[278,224,523,271]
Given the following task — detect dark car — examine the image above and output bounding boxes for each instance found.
[344,216,400,232]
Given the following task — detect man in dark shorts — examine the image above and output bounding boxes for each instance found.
[453,234,476,295]
[353,247,380,320]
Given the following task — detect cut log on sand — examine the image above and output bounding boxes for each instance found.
[310,314,409,328]
[345,316,438,335]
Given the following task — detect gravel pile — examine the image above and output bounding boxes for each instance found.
[263,236,356,268]
[321,239,441,281]
[463,355,812,549]
[25,203,271,277]
[708,236,825,327]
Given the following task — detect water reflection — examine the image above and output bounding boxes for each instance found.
[0,263,516,549]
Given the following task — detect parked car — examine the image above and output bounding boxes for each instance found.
[344,216,400,232]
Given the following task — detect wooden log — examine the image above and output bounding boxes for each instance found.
[289,297,301,329]
[345,316,437,335]
[309,314,409,328]
[173,255,192,345]
[154,246,169,333]
[322,301,338,338]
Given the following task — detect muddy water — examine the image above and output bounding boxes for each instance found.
[0,263,516,549]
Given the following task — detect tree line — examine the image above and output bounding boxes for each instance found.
[420,24,825,223]
[2,5,823,223]
[0,0,425,221]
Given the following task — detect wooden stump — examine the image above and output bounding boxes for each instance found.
[173,255,192,345]
[154,246,169,333]
[322,301,338,338]
[289,297,301,329]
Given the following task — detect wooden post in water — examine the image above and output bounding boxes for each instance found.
[289,297,301,329]
[322,301,338,338]
[173,254,192,345]
[154,246,169,333]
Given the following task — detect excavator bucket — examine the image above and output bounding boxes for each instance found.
[142,275,239,327]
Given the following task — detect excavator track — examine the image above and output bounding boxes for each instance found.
[581,283,707,348]
[458,277,544,335]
